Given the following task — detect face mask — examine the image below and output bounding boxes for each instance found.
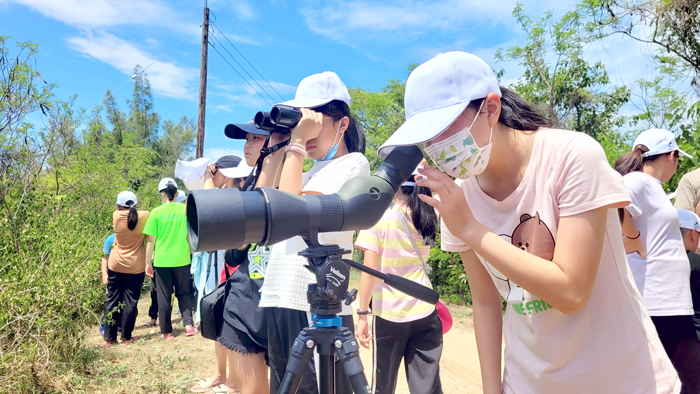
[421,102,492,180]
[319,122,342,161]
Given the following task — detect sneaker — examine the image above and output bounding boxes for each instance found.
[162,333,175,340]
[120,337,137,346]
[185,326,196,337]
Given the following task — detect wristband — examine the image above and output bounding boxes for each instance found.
[356,309,371,316]
[285,144,308,158]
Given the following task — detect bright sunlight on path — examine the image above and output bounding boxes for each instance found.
[83,296,483,394]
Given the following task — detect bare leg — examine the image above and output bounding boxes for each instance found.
[192,342,229,391]
[228,349,268,394]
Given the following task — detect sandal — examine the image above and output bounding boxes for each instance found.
[185,326,197,337]
[101,340,117,348]
[163,333,175,340]
[205,385,231,394]
[120,337,137,346]
[192,378,215,393]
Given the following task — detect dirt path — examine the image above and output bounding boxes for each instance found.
[83,298,483,393]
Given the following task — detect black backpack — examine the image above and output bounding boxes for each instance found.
[199,248,249,341]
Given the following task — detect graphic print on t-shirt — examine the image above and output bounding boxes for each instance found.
[489,212,556,303]
[247,244,270,280]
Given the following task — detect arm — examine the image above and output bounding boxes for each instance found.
[419,166,613,315]
[278,109,324,195]
[620,208,647,257]
[256,134,288,188]
[101,257,109,285]
[355,249,378,348]
[461,251,503,394]
[145,236,155,278]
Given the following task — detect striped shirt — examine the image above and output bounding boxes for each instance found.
[355,205,434,323]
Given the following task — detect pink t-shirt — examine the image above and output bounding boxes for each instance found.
[441,129,679,394]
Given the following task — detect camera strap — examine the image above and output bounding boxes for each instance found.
[247,137,290,189]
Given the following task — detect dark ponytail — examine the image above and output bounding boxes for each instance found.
[127,204,138,231]
[316,100,366,154]
[400,179,438,247]
[468,87,553,131]
[163,183,177,201]
[614,145,649,176]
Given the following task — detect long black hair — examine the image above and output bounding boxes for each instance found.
[125,200,138,230]
[315,100,365,154]
[162,183,177,202]
[614,144,677,176]
[467,87,553,131]
[400,175,438,247]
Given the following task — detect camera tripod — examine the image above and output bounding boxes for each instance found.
[278,238,439,394]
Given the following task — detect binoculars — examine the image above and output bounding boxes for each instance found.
[254,105,302,134]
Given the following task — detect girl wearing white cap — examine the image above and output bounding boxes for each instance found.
[143,178,196,340]
[615,130,698,390]
[102,191,149,347]
[258,71,370,394]
[380,52,679,393]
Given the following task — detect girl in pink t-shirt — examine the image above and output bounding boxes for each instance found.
[379,52,679,393]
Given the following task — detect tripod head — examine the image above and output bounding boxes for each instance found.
[300,235,440,318]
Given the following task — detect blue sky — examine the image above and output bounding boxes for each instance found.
[0,0,659,162]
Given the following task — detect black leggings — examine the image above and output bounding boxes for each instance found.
[103,270,144,341]
[154,265,194,334]
[651,315,700,393]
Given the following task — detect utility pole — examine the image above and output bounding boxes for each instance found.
[196,4,209,158]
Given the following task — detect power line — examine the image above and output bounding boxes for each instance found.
[210,21,287,102]
[209,34,278,104]
[209,42,274,107]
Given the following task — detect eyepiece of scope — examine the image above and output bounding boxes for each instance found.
[271,105,302,128]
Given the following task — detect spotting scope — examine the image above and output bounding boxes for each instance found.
[186,145,423,252]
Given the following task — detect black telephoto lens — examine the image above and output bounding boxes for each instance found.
[271,105,302,128]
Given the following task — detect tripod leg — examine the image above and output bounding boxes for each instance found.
[278,329,316,394]
[335,326,371,394]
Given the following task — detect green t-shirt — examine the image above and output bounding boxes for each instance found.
[142,202,191,268]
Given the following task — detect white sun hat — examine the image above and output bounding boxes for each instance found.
[677,209,700,231]
[116,191,137,207]
[276,71,351,109]
[633,128,692,158]
[218,162,254,179]
[379,51,501,157]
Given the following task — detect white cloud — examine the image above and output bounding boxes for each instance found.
[68,31,198,98]
[213,104,234,113]
[212,80,297,108]
[203,148,244,162]
[209,0,256,20]
[300,0,562,45]
[3,0,194,31]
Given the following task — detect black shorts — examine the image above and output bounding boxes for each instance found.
[650,315,697,358]
[218,250,268,357]
[218,319,266,357]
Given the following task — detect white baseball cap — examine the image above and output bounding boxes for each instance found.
[116,191,137,207]
[276,71,351,109]
[379,52,501,157]
[633,128,692,158]
[176,190,187,203]
[677,209,700,231]
[158,177,178,191]
[219,161,254,179]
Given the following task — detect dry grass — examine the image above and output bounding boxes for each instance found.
[67,276,481,394]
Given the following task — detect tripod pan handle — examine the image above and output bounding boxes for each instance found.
[384,274,439,304]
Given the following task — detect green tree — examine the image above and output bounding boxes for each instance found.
[495,4,631,141]
[126,66,160,147]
